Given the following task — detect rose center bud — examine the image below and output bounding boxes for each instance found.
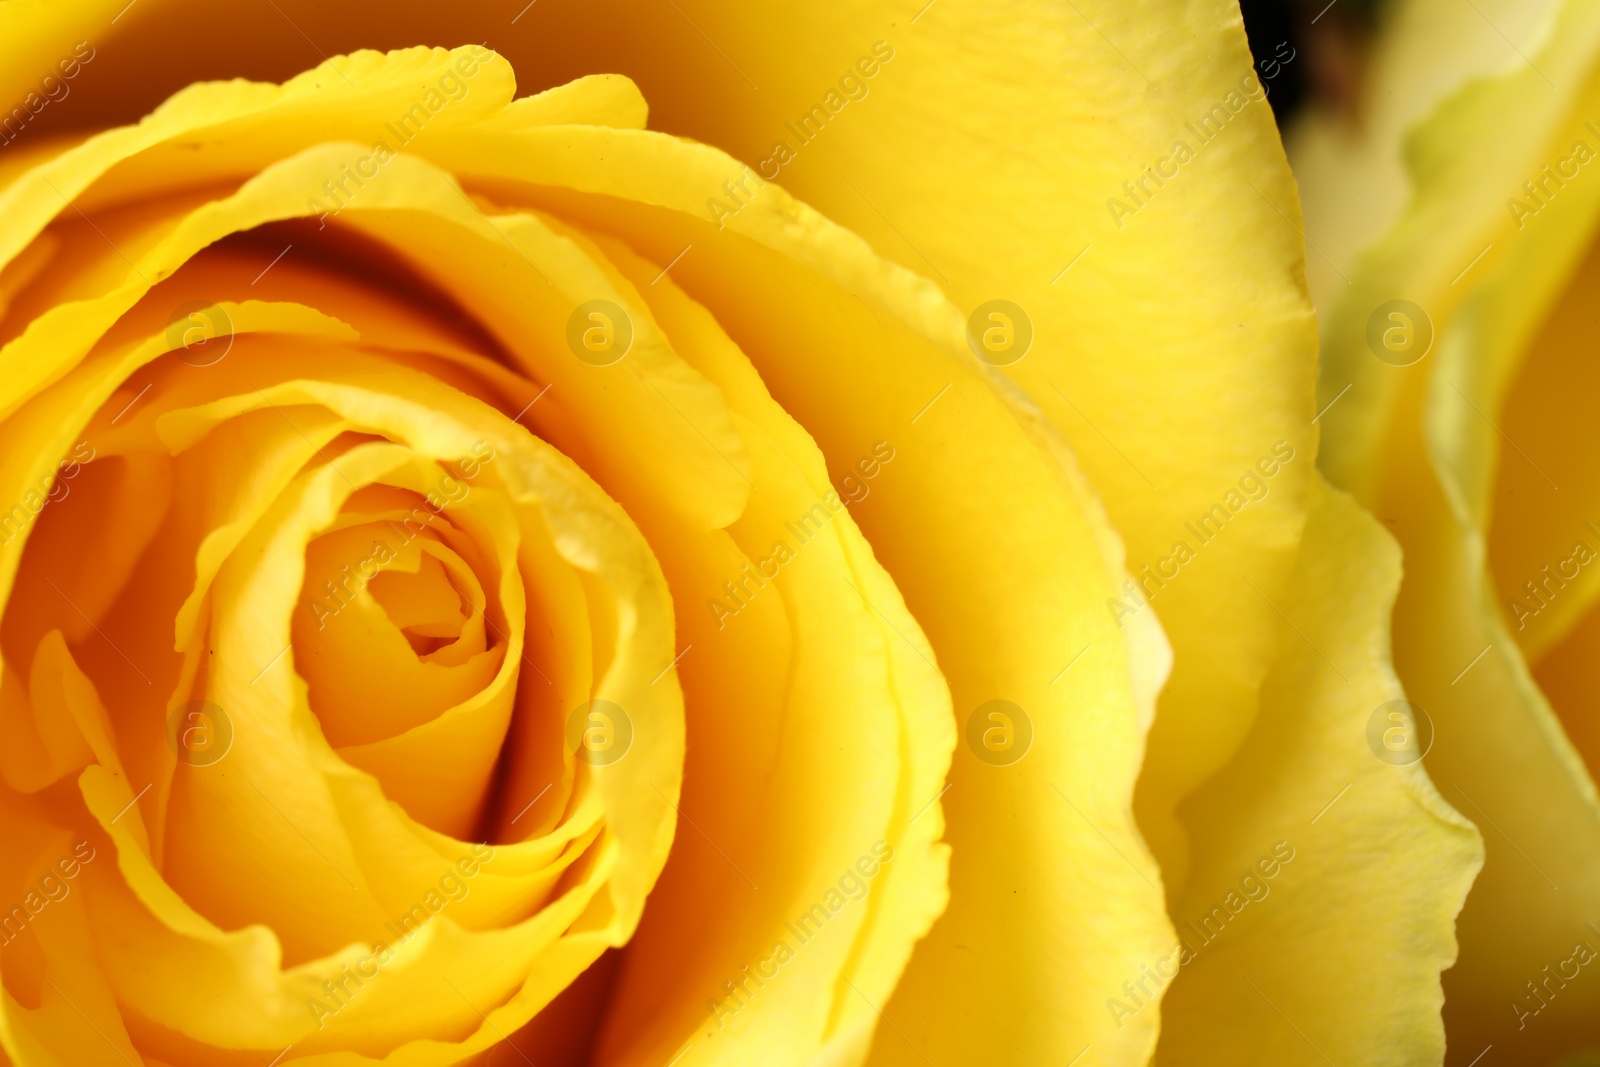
[367,552,469,655]
[291,479,515,838]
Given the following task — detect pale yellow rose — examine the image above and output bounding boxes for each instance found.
[0,2,1480,1065]
[1294,0,1600,1059]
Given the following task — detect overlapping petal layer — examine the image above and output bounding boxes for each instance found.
[1294,0,1600,1058]
[1158,478,1480,1065]
[0,2,1497,1065]
[0,41,1003,1066]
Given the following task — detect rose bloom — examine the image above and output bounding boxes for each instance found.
[0,2,1479,1065]
[1293,0,1600,1060]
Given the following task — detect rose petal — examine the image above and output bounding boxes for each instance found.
[1156,477,1481,1064]
[1294,0,1600,1055]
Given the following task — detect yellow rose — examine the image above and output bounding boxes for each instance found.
[0,2,1480,1065]
[1294,0,1600,1059]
